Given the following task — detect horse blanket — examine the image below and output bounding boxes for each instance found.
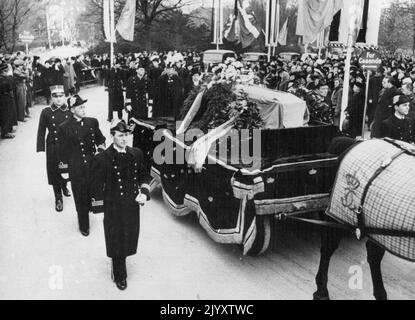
[327,138,415,261]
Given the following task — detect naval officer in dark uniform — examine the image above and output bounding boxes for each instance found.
[125,65,149,120]
[58,95,106,236]
[380,95,415,144]
[36,85,72,212]
[90,120,151,291]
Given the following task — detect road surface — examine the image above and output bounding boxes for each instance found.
[0,85,414,300]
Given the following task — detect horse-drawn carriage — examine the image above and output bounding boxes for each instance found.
[129,77,415,299]
[131,82,341,256]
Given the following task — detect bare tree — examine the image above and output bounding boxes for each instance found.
[0,0,31,52]
[83,0,191,50]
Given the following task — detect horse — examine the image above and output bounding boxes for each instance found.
[313,137,415,300]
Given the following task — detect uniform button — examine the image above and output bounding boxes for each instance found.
[118,179,122,182]
[117,172,120,175]
[53,124,56,127]
[55,138,58,141]
[84,161,87,164]
[120,193,124,196]
[65,116,68,119]
[120,186,123,189]
[114,166,118,169]
[83,154,86,157]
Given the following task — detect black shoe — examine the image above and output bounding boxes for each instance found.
[115,279,127,291]
[80,229,90,237]
[55,199,63,212]
[62,185,71,197]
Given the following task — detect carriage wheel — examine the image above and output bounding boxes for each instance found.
[246,215,272,257]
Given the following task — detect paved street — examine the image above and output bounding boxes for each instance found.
[0,85,414,300]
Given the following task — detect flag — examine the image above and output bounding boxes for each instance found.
[338,0,364,44]
[366,0,382,46]
[103,0,111,42]
[296,0,343,44]
[116,0,137,42]
[278,18,288,45]
[237,0,260,48]
[224,0,239,43]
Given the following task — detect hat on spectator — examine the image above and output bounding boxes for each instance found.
[67,95,87,109]
[0,61,9,72]
[402,77,413,85]
[14,59,24,66]
[54,58,62,64]
[50,85,65,94]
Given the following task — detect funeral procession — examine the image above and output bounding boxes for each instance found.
[1,0,415,302]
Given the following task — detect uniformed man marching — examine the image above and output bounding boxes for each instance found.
[36,85,72,212]
[58,95,106,236]
[125,65,149,120]
[106,63,125,122]
[90,120,151,290]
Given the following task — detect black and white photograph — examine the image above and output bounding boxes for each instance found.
[0,0,414,305]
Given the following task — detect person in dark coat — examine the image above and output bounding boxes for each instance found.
[346,82,366,138]
[371,76,398,138]
[125,65,149,120]
[106,63,125,122]
[380,95,415,144]
[13,59,28,122]
[154,66,183,120]
[148,58,162,117]
[51,59,65,86]
[89,120,151,291]
[367,68,384,125]
[58,95,106,236]
[37,85,72,211]
[0,62,16,139]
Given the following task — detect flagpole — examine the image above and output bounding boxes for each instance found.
[266,0,271,62]
[110,0,115,68]
[340,5,359,131]
[274,0,280,56]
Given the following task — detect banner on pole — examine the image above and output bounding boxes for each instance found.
[103,0,112,42]
[116,0,137,42]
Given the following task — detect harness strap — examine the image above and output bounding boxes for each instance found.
[278,214,415,238]
[357,150,405,239]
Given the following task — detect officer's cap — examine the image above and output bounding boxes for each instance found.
[67,95,87,108]
[393,94,411,106]
[110,120,133,134]
[50,85,65,94]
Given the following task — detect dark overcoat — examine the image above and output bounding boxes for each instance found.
[0,75,17,135]
[106,69,125,112]
[126,75,149,119]
[346,91,365,138]
[90,145,152,258]
[154,72,183,118]
[371,86,398,138]
[58,117,106,182]
[380,115,415,144]
[36,104,72,185]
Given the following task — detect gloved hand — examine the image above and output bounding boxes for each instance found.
[135,190,147,206]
